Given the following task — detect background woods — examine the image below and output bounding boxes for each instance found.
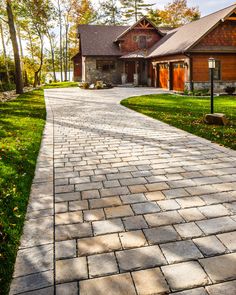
[0,0,200,92]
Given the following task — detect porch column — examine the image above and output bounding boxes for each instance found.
[168,62,171,90]
[134,61,139,86]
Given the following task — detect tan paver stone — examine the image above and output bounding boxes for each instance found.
[199,204,230,218]
[56,282,78,295]
[55,202,68,213]
[93,218,124,236]
[88,253,118,278]
[82,189,100,200]
[144,225,180,245]
[217,231,236,251]
[176,197,205,208]
[55,211,83,225]
[178,208,205,222]
[83,209,105,221]
[79,273,136,295]
[193,236,226,257]
[160,240,203,264]
[206,280,236,295]
[55,222,92,241]
[69,200,88,211]
[129,185,148,193]
[105,205,134,218]
[123,215,148,230]
[158,199,181,211]
[132,267,170,295]
[196,216,236,235]
[56,257,88,283]
[174,222,203,239]
[119,230,147,249]
[200,253,236,283]
[55,240,76,259]
[89,196,122,209]
[77,234,121,256]
[116,245,166,272]
[145,191,165,201]
[162,261,210,291]
[55,192,81,202]
[145,182,169,191]
[145,211,184,227]
[173,287,208,295]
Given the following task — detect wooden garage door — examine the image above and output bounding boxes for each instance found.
[172,62,185,91]
[125,61,135,83]
[159,63,168,89]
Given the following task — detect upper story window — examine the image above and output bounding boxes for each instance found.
[139,35,147,49]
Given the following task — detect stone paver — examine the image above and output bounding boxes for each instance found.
[11,88,236,294]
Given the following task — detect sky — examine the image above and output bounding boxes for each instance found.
[92,0,236,17]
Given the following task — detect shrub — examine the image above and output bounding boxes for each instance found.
[78,82,89,89]
[224,86,235,95]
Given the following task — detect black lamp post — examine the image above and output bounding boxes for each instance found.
[208,57,216,114]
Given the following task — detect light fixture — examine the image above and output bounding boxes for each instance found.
[208,57,216,69]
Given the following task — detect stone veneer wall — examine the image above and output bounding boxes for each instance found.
[84,57,123,84]
[185,81,236,93]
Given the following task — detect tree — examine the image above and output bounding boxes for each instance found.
[6,0,23,93]
[149,0,200,28]
[98,0,122,25]
[0,21,10,84]
[121,0,154,22]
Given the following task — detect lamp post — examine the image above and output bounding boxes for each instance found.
[208,58,216,114]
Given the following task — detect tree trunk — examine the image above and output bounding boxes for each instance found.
[58,0,63,81]
[0,21,11,84]
[6,0,23,94]
[64,23,69,81]
[33,31,43,87]
[47,29,57,82]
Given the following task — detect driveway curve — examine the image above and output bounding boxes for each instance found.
[10,87,236,295]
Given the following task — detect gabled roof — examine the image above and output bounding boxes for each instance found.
[78,25,129,56]
[115,16,164,41]
[148,3,236,58]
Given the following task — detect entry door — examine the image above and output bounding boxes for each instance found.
[172,62,185,91]
[125,61,135,83]
[159,63,169,89]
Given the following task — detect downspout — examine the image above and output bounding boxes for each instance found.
[184,52,194,92]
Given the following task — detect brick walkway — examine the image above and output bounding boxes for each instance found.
[10,87,236,295]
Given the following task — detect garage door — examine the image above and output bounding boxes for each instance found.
[172,62,185,91]
[159,63,169,89]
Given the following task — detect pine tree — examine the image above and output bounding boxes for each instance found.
[99,0,122,25]
[121,0,154,22]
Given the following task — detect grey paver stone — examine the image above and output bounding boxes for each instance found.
[119,230,147,249]
[79,273,136,295]
[144,225,180,245]
[193,236,226,257]
[93,218,124,236]
[196,216,236,235]
[123,215,148,230]
[78,234,122,256]
[55,202,68,213]
[174,222,203,239]
[199,204,230,218]
[69,200,88,211]
[206,280,236,295]
[160,240,203,264]
[56,282,78,295]
[132,267,170,295]
[145,211,184,227]
[163,188,189,199]
[55,222,92,241]
[200,253,236,283]
[55,192,81,202]
[217,231,236,251]
[55,240,76,259]
[132,202,160,214]
[88,252,118,278]
[162,261,210,291]
[116,245,166,272]
[56,257,88,283]
[100,186,129,197]
[173,287,208,295]
[121,193,147,204]
[158,199,181,211]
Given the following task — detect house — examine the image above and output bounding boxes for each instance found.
[72,4,236,92]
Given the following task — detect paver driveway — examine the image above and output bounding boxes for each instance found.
[10,87,236,295]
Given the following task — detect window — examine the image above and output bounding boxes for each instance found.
[96,60,116,72]
[213,60,221,80]
[139,36,147,49]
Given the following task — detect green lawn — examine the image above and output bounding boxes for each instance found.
[43,81,78,89]
[121,94,236,150]
[0,82,78,294]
